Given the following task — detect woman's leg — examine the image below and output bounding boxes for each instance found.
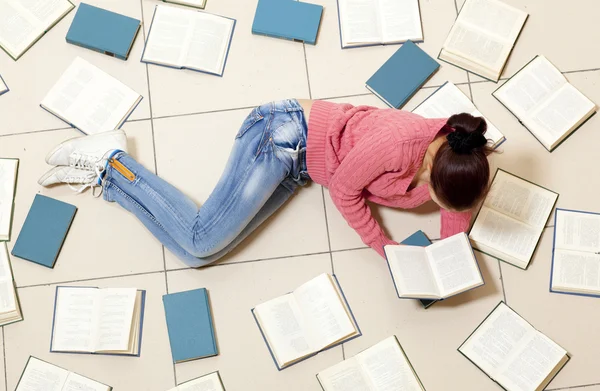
[102,99,309,266]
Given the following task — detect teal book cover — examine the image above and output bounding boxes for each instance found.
[12,194,77,268]
[66,3,141,60]
[252,0,323,45]
[366,41,439,109]
[163,288,218,363]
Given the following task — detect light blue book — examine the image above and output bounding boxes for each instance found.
[66,3,141,60]
[252,0,323,45]
[366,41,439,109]
[11,195,77,268]
[163,288,218,363]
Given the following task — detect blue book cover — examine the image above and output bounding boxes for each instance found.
[66,3,141,60]
[252,0,323,45]
[11,194,77,268]
[366,41,439,109]
[399,231,437,309]
[163,288,218,363]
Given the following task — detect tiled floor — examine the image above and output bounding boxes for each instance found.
[0,0,599,390]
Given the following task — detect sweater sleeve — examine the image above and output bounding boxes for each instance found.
[440,208,473,238]
[328,129,401,258]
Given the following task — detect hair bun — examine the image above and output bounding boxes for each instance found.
[447,130,487,154]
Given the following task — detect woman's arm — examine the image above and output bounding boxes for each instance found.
[328,128,402,258]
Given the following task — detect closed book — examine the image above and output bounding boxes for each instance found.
[11,194,77,268]
[366,41,439,109]
[163,288,218,363]
[66,3,141,60]
[252,0,323,45]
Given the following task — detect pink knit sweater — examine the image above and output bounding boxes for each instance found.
[306,101,472,258]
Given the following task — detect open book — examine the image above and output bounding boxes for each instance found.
[317,336,425,391]
[469,169,558,269]
[0,244,22,327]
[0,158,18,241]
[252,273,360,370]
[551,209,600,297]
[413,81,505,148]
[0,75,7,95]
[162,0,207,9]
[493,56,597,151]
[142,5,236,77]
[50,286,146,356]
[16,357,112,391]
[459,302,569,391]
[41,57,142,135]
[0,0,75,60]
[385,232,484,300]
[167,372,225,391]
[439,0,527,81]
[337,0,423,48]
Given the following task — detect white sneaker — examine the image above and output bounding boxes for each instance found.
[45,130,127,170]
[38,166,100,193]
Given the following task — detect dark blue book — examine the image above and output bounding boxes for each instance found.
[399,231,437,309]
[163,288,218,363]
[12,195,76,268]
[366,41,439,108]
[252,0,323,45]
[66,3,141,60]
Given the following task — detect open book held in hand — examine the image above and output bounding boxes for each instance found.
[551,209,600,297]
[493,56,596,152]
[385,232,484,300]
[459,302,570,391]
[439,0,527,82]
[50,286,146,356]
[469,169,558,269]
[252,273,360,370]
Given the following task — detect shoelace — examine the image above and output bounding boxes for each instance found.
[66,163,105,198]
[69,153,98,170]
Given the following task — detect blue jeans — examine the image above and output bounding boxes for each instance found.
[102,99,310,267]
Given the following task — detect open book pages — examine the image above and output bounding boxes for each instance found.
[253,273,359,369]
[385,232,483,300]
[552,209,600,295]
[494,56,596,151]
[142,5,235,76]
[413,82,505,148]
[16,357,111,391]
[338,0,422,48]
[318,336,424,391]
[469,169,558,269]
[0,243,21,326]
[439,0,527,81]
[163,0,207,9]
[41,57,142,135]
[51,287,143,355]
[167,372,224,391]
[0,0,74,60]
[460,302,569,391]
[0,159,18,241]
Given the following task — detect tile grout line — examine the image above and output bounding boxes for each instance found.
[548,382,600,391]
[453,0,459,14]
[2,328,6,391]
[498,261,507,303]
[466,72,474,101]
[138,0,176,387]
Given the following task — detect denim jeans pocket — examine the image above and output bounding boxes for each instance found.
[236,107,264,139]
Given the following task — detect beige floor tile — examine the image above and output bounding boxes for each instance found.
[0,334,4,391]
[332,247,505,390]
[152,110,330,269]
[140,0,309,118]
[561,387,600,391]
[321,86,472,251]
[501,228,600,388]
[0,0,150,136]
[458,0,600,83]
[303,0,468,100]
[470,71,600,226]
[4,272,174,391]
[166,254,342,390]
[0,121,164,287]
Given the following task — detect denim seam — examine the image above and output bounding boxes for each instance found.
[106,181,166,231]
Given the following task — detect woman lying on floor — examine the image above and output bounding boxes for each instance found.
[39,99,492,267]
